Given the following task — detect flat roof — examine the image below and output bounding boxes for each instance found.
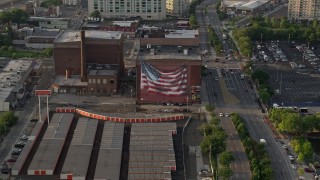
[128,123,176,180]
[94,122,124,180]
[28,113,74,174]
[0,60,34,102]
[55,30,122,43]
[29,17,70,21]
[61,118,98,179]
[54,75,88,87]
[165,29,199,39]
[239,0,268,10]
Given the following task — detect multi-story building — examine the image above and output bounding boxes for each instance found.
[166,0,187,16]
[136,29,201,104]
[88,0,166,20]
[288,0,320,20]
[53,30,124,94]
[63,0,78,5]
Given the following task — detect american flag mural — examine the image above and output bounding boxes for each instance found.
[140,61,188,96]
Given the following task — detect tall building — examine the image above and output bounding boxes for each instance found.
[63,0,78,5]
[88,0,166,20]
[288,0,320,20]
[166,0,187,16]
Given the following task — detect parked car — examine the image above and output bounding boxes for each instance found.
[291,164,297,169]
[11,151,20,155]
[225,113,229,117]
[20,135,28,141]
[30,119,38,123]
[7,158,16,163]
[219,113,223,117]
[304,167,315,173]
[288,155,294,161]
[283,145,288,149]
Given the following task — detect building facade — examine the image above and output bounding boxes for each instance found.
[88,0,166,20]
[288,0,320,20]
[53,30,124,95]
[137,29,201,104]
[63,0,78,5]
[166,0,187,16]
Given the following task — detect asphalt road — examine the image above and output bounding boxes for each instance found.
[205,67,298,180]
[198,0,298,178]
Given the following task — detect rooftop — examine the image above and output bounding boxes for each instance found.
[238,0,269,10]
[94,122,124,180]
[128,123,176,180]
[164,29,199,38]
[54,75,88,87]
[28,113,73,173]
[139,45,201,61]
[0,60,34,102]
[61,118,98,178]
[87,63,119,76]
[29,17,70,21]
[55,30,122,43]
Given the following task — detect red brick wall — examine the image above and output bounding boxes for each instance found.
[54,47,81,75]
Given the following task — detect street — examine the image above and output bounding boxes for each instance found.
[198,0,298,179]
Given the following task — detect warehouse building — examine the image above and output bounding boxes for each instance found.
[53,30,124,94]
[60,118,98,179]
[94,122,124,180]
[28,113,74,175]
[136,29,201,104]
[128,123,177,179]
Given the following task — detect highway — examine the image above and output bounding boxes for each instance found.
[198,0,298,179]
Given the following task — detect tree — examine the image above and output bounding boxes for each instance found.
[11,9,29,25]
[43,48,53,57]
[270,17,278,28]
[280,17,287,29]
[90,10,101,18]
[218,166,233,180]
[264,16,270,27]
[298,168,305,176]
[312,19,318,29]
[0,11,13,24]
[205,104,214,112]
[219,151,234,166]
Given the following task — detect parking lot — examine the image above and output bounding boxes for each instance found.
[252,41,320,106]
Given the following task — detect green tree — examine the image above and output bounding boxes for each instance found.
[264,16,270,26]
[219,151,234,166]
[43,48,53,57]
[270,17,278,28]
[11,9,29,25]
[218,166,233,180]
[298,168,305,176]
[205,104,215,112]
[251,70,269,84]
[90,10,101,18]
[312,19,318,29]
[302,141,313,161]
[258,88,270,103]
[0,11,13,24]
[280,17,287,29]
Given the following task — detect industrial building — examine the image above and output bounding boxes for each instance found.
[221,0,270,16]
[136,29,202,104]
[88,0,166,20]
[53,30,124,94]
[0,60,35,111]
[28,113,74,175]
[128,123,177,179]
[60,118,98,179]
[288,0,320,20]
[94,122,124,180]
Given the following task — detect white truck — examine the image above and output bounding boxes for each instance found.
[222,33,227,40]
[260,139,266,145]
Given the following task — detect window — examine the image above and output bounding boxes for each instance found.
[88,79,92,83]
[110,79,114,84]
[103,79,107,84]
[93,79,96,83]
[97,79,100,84]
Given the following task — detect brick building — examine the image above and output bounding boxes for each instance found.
[136,29,201,104]
[53,30,124,94]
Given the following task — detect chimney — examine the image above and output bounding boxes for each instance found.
[65,69,71,79]
[80,30,87,82]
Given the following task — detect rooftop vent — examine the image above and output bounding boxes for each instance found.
[147,44,151,49]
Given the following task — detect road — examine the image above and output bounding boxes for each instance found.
[198,0,298,179]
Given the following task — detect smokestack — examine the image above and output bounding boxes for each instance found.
[65,69,71,79]
[80,30,87,82]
